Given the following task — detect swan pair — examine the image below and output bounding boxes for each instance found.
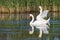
[29,6,50,38]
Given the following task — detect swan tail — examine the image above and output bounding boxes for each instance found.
[47,17,50,26]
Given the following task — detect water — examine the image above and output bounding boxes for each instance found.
[0,12,60,40]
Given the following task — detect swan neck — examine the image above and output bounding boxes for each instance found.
[30,15,34,23]
[40,7,42,13]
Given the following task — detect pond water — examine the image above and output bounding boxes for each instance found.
[0,12,60,40]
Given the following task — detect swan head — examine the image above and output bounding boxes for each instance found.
[27,14,33,19]
[29,14,34,19]
[27,14,33,20]
[29,14,33,17]
[39,6,42,9]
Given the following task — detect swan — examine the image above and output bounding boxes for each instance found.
[29,14,50,38]
[37,6,49,19]
[36,6,50,26]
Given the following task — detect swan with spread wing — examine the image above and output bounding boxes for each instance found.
[29,6,50,38]
[36,6,50,25]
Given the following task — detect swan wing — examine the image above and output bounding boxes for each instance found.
[36,10,49,20]
[40,10,49,18]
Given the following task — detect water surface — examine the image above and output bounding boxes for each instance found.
[0,12,60,40]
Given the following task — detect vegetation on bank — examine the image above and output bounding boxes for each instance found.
[0,0,60,13]
[0,0,60,20]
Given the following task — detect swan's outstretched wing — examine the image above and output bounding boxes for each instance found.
[40,10,49,18]
[36,10,49,20]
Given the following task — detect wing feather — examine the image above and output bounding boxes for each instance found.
[40,10,49,18]
[36,10,49,20]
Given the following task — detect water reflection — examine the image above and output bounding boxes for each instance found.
[54,36,59,40]
[0,12,60,40]
[0,19,60,40]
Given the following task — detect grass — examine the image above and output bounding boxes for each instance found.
[0,0,60,12]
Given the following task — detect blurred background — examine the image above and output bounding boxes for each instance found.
[0,0,60,40]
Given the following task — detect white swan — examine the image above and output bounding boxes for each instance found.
[29,14,50,38]
[36,6,50,26]
[29,6,50,38]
